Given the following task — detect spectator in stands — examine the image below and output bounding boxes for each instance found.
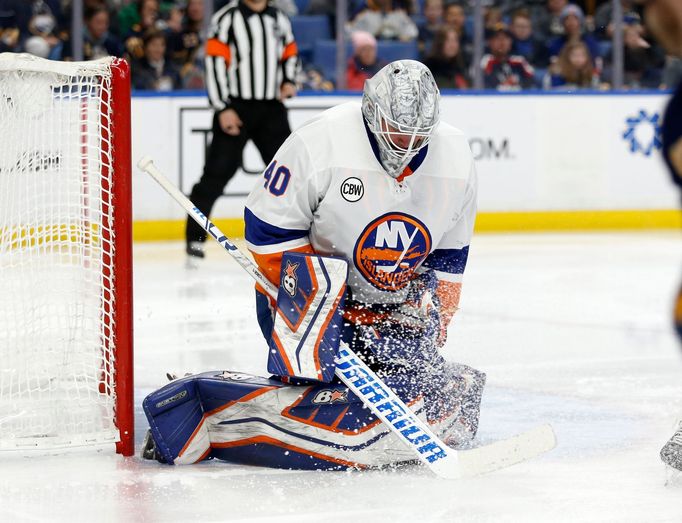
[443,3,471,63]
[593,0,639,41]
[163,4,184,34]
[165,0,204,87]
[124,0,161,61]
[395,0,418,15]
[534,0,568,41]
[621,22,664,88]
[484,6,504,30]
[0,27,20,53]
[0,0,23,53]
[0,0,26,41]
[131,29,181,90]
[424,26,470,89]
[24,35,50,56]
[662,56,682,90]
[545,40,599,89]
[417,0,443,58]
[272,0,298,17]
[495,0,544,20]
[481,22,535,90]
[119,0,172,39]
[443,3,468,42]
[510,8,549,68]
[346,30,386,90]
[62,0,120,41]
[62,5,124,60]
[547,5,599,64]
[25,5,61,59]
[299,65,334,91]
[165,0,201,62]
[0,0,63,39]
[350,0,418,41]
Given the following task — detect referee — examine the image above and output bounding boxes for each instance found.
[186,0,299,262]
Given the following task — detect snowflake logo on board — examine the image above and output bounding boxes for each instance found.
[622,110,662,157]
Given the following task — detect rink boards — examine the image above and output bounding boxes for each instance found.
[130,91,680,239]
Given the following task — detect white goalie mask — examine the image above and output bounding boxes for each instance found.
[362,60,440,178]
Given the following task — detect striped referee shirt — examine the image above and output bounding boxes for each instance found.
[205,0,300,110]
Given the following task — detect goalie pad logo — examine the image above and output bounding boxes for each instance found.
[312,389,349,404]
[282,260,299,297]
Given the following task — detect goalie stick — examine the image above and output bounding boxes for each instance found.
[137,156,557,478]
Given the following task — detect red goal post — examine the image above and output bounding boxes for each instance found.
[0,54,134,456]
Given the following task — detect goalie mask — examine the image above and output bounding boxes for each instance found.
[362,60,440,178]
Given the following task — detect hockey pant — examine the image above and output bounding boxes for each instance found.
[143,363,485,470]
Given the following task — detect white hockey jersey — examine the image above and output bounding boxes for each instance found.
[245,101,477,309]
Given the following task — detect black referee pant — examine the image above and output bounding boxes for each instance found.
[186,98,291,244]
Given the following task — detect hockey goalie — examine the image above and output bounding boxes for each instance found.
[142,61,486,470]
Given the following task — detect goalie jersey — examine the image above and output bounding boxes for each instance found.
[245,101,477,326]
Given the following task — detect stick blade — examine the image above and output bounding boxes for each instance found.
[457,424,557,478]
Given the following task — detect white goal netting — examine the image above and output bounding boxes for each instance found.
[0,55,124,450]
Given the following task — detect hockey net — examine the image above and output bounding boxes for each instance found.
[0,54,133,455]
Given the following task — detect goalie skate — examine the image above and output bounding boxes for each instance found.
[141,429,167,463]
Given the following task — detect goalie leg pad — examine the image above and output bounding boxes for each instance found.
[143,369,483,469]
[143,371,289,465]
[142,375,206,465]
[267,252,348,383]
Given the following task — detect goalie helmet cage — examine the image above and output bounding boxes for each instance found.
[0,54,134,456]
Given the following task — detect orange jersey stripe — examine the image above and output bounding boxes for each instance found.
[206,38,231,64]
[281,42,298,61]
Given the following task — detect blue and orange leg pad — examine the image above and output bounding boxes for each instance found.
[143,371,424,470]
[142,371,286,464]
[142,375,203,464]
[267,252,348,383]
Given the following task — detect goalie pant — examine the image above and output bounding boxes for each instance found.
[143,365,485,469]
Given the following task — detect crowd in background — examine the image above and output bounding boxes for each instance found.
[1,0,680,91]
[0,0,207,89]
[332,0,682,91]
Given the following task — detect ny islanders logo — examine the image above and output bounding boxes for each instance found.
[354,212,431,291]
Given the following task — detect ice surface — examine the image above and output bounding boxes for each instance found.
[2,233,682,522]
